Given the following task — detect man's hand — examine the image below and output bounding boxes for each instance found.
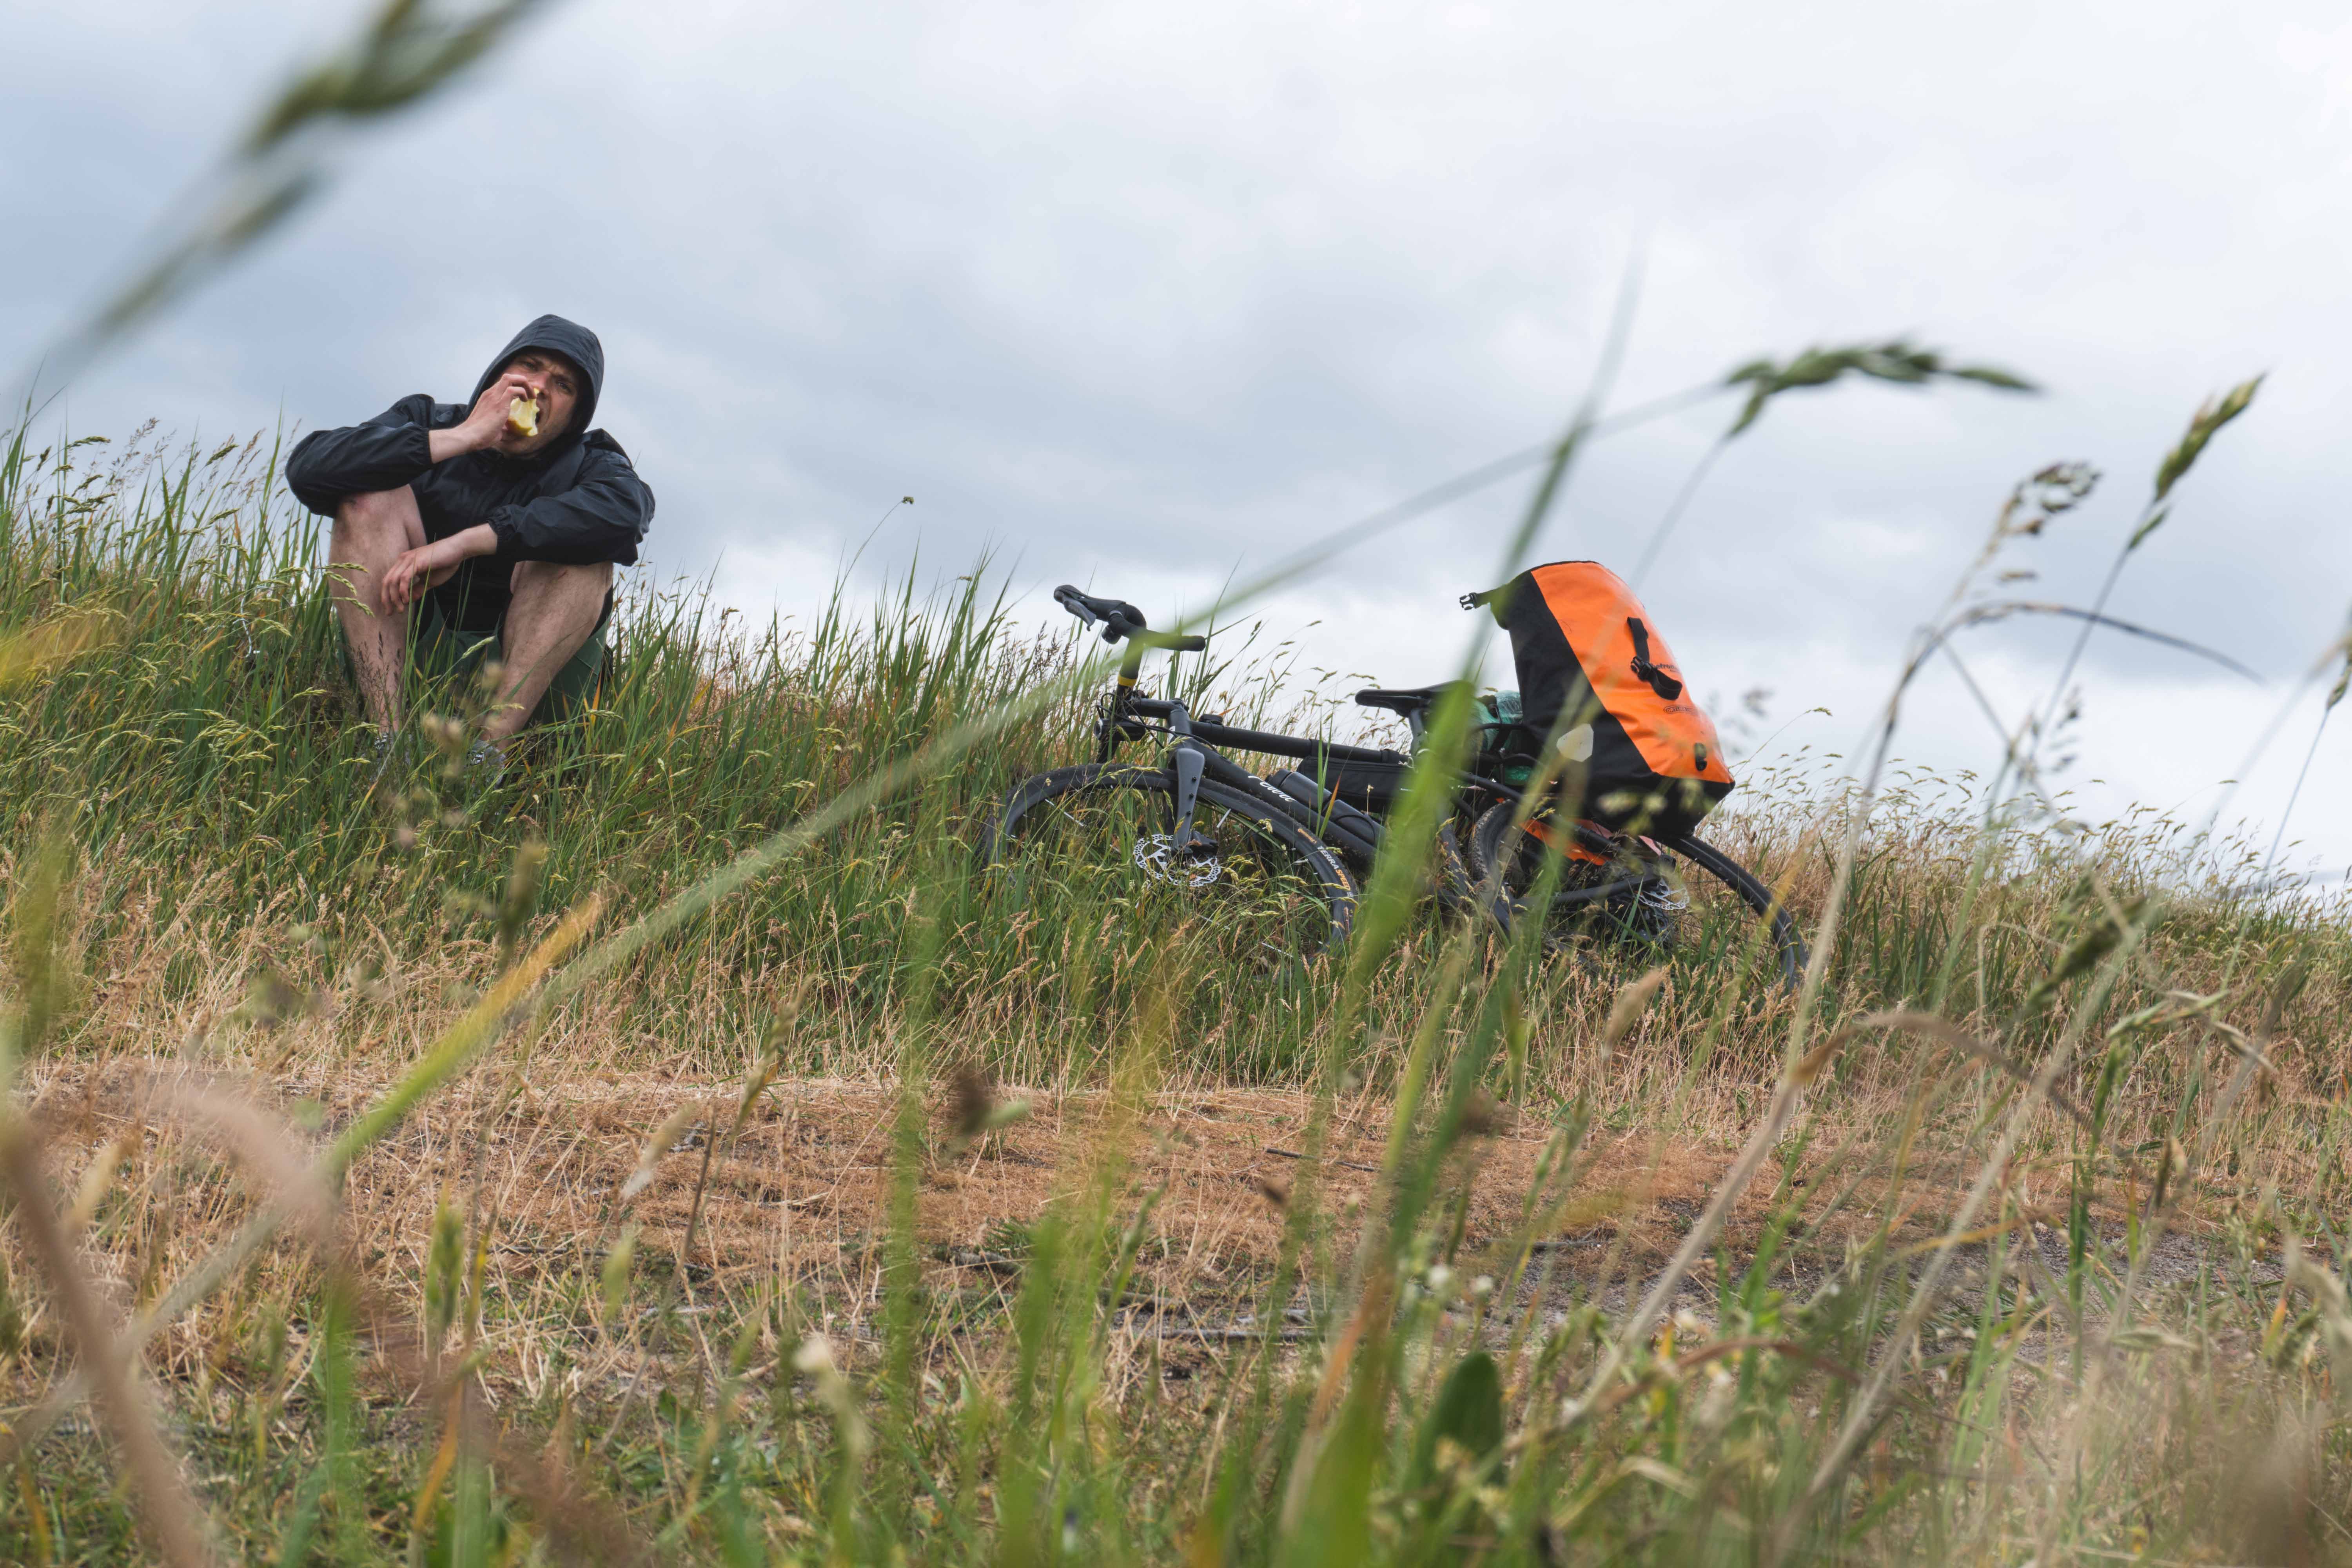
[380,524,499,614]
[427,373,541,464]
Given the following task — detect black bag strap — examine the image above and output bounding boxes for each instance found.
[1626,619,1683,700]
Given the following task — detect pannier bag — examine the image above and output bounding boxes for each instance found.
[1463,560,1733,838]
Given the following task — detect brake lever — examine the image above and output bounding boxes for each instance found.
[1053,585,1103,629]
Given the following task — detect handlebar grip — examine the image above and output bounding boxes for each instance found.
[1121,628,1205,653]
[1051,586,1201,651]
[1055,584,1157,644]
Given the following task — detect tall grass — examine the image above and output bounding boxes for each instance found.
[2,404,2352,1566]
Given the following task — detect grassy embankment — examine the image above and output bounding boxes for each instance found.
[2,419,2351,1563]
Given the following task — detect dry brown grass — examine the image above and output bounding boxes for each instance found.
[2,1033,2289,1428]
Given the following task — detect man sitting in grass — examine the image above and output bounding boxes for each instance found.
[287,314,655,775]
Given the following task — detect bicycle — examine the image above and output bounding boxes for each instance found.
[979,586,1807,985]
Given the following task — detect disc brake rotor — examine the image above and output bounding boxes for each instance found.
[1133,833,1222,889]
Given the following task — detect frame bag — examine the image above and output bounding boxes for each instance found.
[1464,560,1733,839]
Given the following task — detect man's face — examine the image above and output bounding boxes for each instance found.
[495,350,584,454]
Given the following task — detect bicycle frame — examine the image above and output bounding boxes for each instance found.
[1091,648,1517,867]
[1059,586,1671,906]
[1028,584,1805,983]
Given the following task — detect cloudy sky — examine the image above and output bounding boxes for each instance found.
[9,0,2352,884]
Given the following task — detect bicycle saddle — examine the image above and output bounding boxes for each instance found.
[1353,683,1459,717]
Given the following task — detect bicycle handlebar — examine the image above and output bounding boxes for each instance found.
[1053,584,1207,652]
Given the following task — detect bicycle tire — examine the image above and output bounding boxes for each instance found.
[982,764,1357,953]
[1467,804,1807,990]
[1660,831,1808,992]
[1466,801,1682,951]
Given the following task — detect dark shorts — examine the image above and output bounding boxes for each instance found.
[410,593,610,727]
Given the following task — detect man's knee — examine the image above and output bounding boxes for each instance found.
[510,559,613,603]
[332,487,417,548]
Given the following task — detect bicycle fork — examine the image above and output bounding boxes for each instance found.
[1168,742,1207,853]
[1169,730,1363,859]
[1149,693,1385,866]
[1157,700,1290,853]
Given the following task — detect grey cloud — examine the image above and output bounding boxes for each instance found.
[6,0,2352,867]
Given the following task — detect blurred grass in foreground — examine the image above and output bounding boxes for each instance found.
[1,416,2351,1564]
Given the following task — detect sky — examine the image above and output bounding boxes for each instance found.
[8,0,2352,888]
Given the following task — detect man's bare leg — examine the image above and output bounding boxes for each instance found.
[328,487,426,732]
[482,560,613,743]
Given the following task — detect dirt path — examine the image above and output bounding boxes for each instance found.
[12,1063,2288,1375]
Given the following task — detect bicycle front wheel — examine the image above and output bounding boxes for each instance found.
[982,764,1357,956]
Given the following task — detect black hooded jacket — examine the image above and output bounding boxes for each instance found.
[286,315,655,633]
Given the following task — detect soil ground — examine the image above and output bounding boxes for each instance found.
[10,1061,2289,1389]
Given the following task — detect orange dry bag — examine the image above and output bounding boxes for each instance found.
[1463,560,1732,838]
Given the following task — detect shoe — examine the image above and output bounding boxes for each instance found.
[464,739,508,787]
[366,728,402,782]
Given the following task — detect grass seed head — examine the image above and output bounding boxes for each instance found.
[621,1102,705,1201]
[598,1224,638,1328]
[946,1062,992,1143]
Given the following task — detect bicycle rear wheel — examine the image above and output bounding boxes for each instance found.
[1661,831,1807,992]
[982,764,1357,956]
[1467,802,1806,990]
[1467,801,1686,952]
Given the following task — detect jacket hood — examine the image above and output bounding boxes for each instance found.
[472,314,605,454]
